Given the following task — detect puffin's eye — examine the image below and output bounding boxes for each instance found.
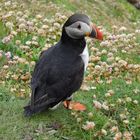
[77,24,81,29]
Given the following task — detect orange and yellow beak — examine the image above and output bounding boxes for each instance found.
[86,24,103,40]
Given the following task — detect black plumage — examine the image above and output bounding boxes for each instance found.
[24,13,104,116]
[24,14,89,116]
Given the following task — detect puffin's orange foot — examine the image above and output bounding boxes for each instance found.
[63,100,71,109]
[63,101,86,111]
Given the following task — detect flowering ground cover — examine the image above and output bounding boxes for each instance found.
[0,0,140,139]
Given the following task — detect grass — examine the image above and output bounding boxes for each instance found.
[0,0,140,139]
[0,78,140,140]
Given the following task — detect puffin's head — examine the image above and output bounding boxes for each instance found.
[62,13,103,40]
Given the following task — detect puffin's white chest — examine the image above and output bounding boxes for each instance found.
[80,46,89,71]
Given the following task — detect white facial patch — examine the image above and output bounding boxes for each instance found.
[65,21,91,39]
[80,45,89,71]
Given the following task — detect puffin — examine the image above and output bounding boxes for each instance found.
[24,13,103,117]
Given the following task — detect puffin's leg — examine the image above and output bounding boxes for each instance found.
[63,96,86,111]
[65,100,71,109]
[63,96,73,109]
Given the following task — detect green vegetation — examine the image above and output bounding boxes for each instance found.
[0,0,140,139]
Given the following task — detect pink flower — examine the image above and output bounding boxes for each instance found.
[108,67,113,72]
[5,51,12,59]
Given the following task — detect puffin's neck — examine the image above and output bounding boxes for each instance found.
[60,30,86,55]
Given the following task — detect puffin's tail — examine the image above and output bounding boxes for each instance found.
[24,98,58,117]
[24,106,35,117]
[24,105,47,117]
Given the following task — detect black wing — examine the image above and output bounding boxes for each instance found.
[24,45,84,116]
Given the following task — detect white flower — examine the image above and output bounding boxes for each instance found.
[53,22,61,28]
[107,34,116,40]
[18,18,26,24]
[119,26,127,32]
[42,24,49,29]
[110,126,118,133]
[17,11,23,16]
[19,23,26,29]
[55,12,62,18]
[112,25,117,29]
[93,100,102,109]
[31,41,38,46]
[118,60,127,67]
[5,1,11,6]
[25,41,31,45]
[93,94,96,98]
[123,131,132,140]
[27,21,34,26]
[44,44,51,49]
[38,29,45,36]
[61,15,67,20]
[82,121,95,130]
[43,18,49,23]
[127,33,134,39]
[120,114,126,119]
[135,29,140,33]
[17,58,27,64]
[114,132,122,140]
[101,49,107,55]
[115,57,121,62]
[94,65,101,71]
[112,48,117,53]
[105,92,111,97]
[114,67,119,72]
[133,88,140,94]
[119,33,127,38]
[101,129,107,135]
[132,117,135,121]
[122,50,127,53]
[102,103,109,110]
[88,112,93,118]
[108,90,114,95]
[133,100,138,105]
[90,56,100,62]
[5,51,11,59]
[36,14,42,19]
[126,97,132,102]
[32,36,38,41]
[11,31,17,36]
[77,118,82,123]
[90,86,96,90]
[19,45,30,51]
[2,36,11,44]
[107,52,113,57]
[5,22,14,30]
[3,65,9,69]
[15,40,21,45]
[30,61,35,66]
[100,41,111,47]
[107,57,114,63]
[123,120,129,125]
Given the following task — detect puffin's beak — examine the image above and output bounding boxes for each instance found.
[86,24,103,40]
